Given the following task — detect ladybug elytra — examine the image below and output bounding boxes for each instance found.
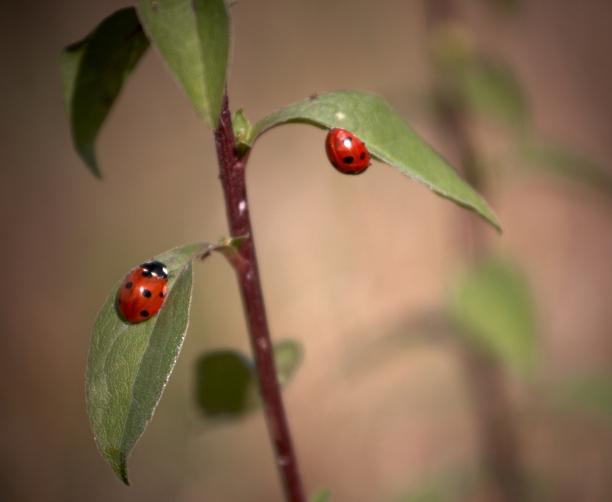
[325,128,371,175]
[116,260,169,323]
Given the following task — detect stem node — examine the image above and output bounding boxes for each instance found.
[214,92,305,502]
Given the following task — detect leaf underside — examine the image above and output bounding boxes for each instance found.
[137,0,230,128]
[61,7,149,178]
[250,90,500,231]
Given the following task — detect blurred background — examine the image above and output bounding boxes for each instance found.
[2,0,612,500]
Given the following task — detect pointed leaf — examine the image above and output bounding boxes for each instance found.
[137,0,230,128]
[249,91,500,231]
[86,243,208,484]
[195,339,303,418]
[61,8,149,177]
[517,138,612,197]
[449,258,536,373]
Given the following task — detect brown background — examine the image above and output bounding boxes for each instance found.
[2,0,612,500]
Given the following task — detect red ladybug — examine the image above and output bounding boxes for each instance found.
[116,261,169,323]
[325,128,371,175]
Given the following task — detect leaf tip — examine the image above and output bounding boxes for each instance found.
[106,448,130,485]
[76,144,103,179]
[86,160,104,180]
[464,191,502,233]
[487,212,503,234]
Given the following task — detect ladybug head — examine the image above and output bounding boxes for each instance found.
[140,260,169,279]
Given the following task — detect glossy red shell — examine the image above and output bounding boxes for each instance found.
[116,263,168,324]
[325,128,371,175]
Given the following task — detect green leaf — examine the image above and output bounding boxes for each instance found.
[137,0,230,128]
[449,258,537,373]
[428,23,475,77]
[60,39,87,111]
[195,339,303,418]
[309,489,331,502]
[61,8,149,178]
[461,58,528,128]
[429,26,528,128]
[517,138,612,196]
[552,374,612,419]
[232,108,252,155]
[232,109,252,142]
[195,351,256,416]
[400,467,481,502]
[273,339,304,385]
[249,90,500,231]
[86,242,208,484]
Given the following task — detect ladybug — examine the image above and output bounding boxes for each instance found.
[116,260,169,324]
[325,128,371,175]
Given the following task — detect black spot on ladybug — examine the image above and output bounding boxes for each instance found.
[360,152,366,160]
[142,289,152,298]
[159,291,165,298]
[125,281,133,289]
[343,156,354,164]
[140,310,150,318]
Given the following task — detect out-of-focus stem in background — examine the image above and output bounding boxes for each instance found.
[424,0,529,500]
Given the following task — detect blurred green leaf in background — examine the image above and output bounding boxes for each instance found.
[429,24,529,130]
[195,339,303,418]
[449,258,537,374]
[461,57,529,129]
[516,137,612,197]
[400,467,481,502]
[309,489,331,502]
[551,374,612,420]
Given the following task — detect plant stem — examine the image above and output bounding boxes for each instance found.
[213,93,305,502]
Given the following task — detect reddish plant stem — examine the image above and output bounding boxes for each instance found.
[214,93,305,502]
